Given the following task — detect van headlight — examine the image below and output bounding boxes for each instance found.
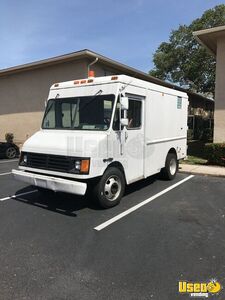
[23,154,28,164]
[73,159,90,174]
[19,152,28,166]
[75,160,81,171]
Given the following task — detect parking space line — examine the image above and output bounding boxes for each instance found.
[0,190,38,202]
[0,172,12,176]
[0,159,18,164]
[94,175,195,231]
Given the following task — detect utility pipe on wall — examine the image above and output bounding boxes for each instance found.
[87,57,99,77]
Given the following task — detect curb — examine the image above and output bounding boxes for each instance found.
[179,167,225,179]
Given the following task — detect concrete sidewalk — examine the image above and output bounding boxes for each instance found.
[179,163,225,178]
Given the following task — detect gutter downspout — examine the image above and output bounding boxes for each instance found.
[87,57,99,77]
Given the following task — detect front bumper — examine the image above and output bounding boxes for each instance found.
[12,169,87,196]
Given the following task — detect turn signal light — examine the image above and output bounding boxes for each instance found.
[80,159,90,173]
[111,76,118,80]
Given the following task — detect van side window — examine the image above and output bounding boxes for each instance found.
[128,100,142,129]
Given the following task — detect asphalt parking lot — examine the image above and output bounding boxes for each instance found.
[0,159,225,300]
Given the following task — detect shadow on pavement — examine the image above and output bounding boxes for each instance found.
[12,173,161,216]
[13,186,97,217]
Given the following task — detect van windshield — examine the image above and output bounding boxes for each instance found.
[42,94,115,131]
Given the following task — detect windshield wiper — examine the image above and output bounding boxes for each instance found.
[80,89,103,111]
[71,90,103,129]
[43,101,54,123]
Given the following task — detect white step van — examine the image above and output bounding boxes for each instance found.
[13,75,188,208]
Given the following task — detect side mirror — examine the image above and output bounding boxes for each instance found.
[120,97,129,110]
[121,118,128,127]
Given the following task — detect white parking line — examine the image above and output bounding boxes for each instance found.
[0,172,12,176]
[0,159,18,164]
[94,175,195,231]
[0,190,38,202]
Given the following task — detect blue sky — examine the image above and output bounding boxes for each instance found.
[0,0,223,72]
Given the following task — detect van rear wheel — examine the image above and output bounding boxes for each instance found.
[161,153,178,180]
[94,167,125,208]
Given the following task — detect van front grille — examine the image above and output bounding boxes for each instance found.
[22,152,76,173]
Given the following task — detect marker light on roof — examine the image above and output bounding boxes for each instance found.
[88,70,95,78]
[54,83,59,87]
[111,76,118,80]
[74,80,79,84]
[80,80,86,84]
[88,79,94,83]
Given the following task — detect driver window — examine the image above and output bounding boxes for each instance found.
[127,100,142,129]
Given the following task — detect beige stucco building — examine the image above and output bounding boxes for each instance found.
[194,25,225,143]
[0,49,213,143]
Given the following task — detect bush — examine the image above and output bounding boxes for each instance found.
[5,133,14,143]
[205,143,225,166]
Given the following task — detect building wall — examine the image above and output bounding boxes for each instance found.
[0,59,123,143]
[214,37,225,142]
[0,59,88,143]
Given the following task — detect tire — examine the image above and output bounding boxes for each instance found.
[94,167,125,208]
[5,146,17,159]
[161,153,178,180]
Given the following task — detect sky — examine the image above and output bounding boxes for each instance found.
[0,0,223,73]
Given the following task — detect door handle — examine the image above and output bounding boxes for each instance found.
[125,131,128,141]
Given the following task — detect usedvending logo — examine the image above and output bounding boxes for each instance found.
[178,279,222,298]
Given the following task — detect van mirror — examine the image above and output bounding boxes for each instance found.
[121,118,128,127]
[120,97,129,110]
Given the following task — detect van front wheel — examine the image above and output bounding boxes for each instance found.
[94,167,125,208]
[161,153,178,180]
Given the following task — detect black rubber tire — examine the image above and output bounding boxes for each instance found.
[161,153,178,180]
[94,167,125,208]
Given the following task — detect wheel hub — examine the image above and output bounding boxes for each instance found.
[111,183,119,195]
[6,147,16,159]
[104,175,122,201]
[169,158,177,175]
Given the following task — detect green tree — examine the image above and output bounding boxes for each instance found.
[149,5,225,96]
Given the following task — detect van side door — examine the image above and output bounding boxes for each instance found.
[123,95,145,183]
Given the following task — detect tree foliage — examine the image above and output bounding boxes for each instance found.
[149,5,225,96]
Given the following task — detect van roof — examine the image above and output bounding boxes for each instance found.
[51,74,188,98]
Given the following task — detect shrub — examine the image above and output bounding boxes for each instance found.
[5,133,14,143]
[205,143,225,166]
